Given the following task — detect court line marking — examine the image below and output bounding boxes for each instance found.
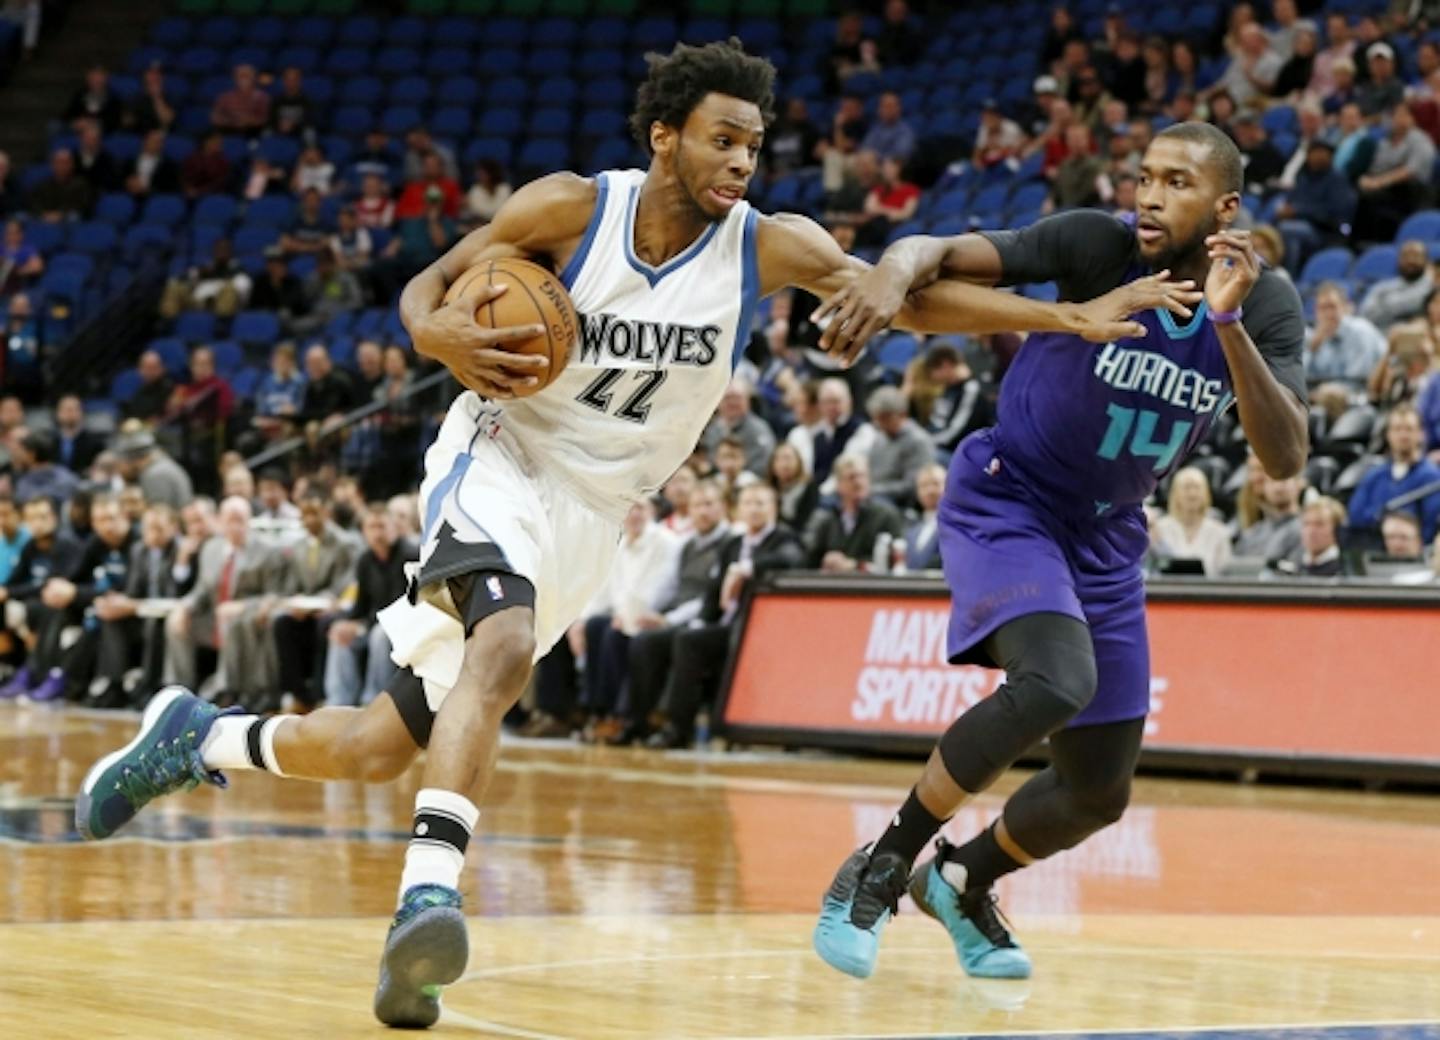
[442,1006,570,1039]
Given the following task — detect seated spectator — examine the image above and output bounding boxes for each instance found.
[805,455,904,571]
[768,441,819,534]
[712,434,757,512]
[0,218,43,295]
[861,156,920,245]
[1206,23,1281,110]
[373,185,456,300]
[281,187,332,256]
[324,502,415,707]
[355,171,395,229]
[866,385,932,508]
[0,495,83,700]
[1271,17,1317,100]
[1273,496,1347,578]
[1151,467,1231,576]
[647,483,804,748]
[300,343,357,426]
[1347,404,1440,542]
[12,431,79,511]
[294,247,363,335]
[802,377,874,487]
[125,64,175,135]
[73,120,119,194]
[1368,326,1433,409]
[255,467,300,523]
[180,132,232,199]
[395,152,461,220]
[826,12,871,92]
[575,500,681,741]
[764,97,821,176]
[1102,32,1147,109]
[875,0,921,67]
[1358,43,1404,119]
[0,493,27,584]
[1380,509,1424,561]
[924,342,993,454]
[163,495,276,703]
[1354,104,1435,245]
[462,160,511,228]
[903,463,947,572]
[52,394,100,474]
[250,247,309,329]
[402,126,459,184]
[352,338,384,397]
[270,66,313,139]
[702,376,775,477]
[124,129,181,197]
[369,345,423,498]
[1233,471,1304,561]
[1232,113,1284,196]
[159,237,250,319]
[1312,14,1356,98]
[63,64,121,133]
[1275,139,1355,272]
[253,342,306,438]
[352,133,401,190]
[89,502,182,707]
[330,205,373,275]
[291,146,335,197]
[1277,104,1326,191]
[973,100,1026,170]
[2,293,41,399]
[240,155,286,201]
[210,63,270,135]
[1107,171,1138,214]
[166,346,235,490]
[824,148,880,228]
[1069,65,1111,129]
[1360,241,1433,332]
[860,92,916,164]
[270,491,358,710]
[121,351,173,425]
[1052,122,1107,209]
[29,148,92,221]
[1030,97,1076,178]
[1304,282,1385,388]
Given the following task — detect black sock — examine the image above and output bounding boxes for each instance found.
[944,822,1022,893]
[243,717,274,772]
[871,788,949,868]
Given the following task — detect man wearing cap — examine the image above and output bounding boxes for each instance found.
[1276,136,1356,271]
[1021,76,1061,139]
[114,425,193,510]
[1358,43,1404,119]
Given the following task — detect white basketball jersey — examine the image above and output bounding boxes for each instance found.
[497,168,759,518]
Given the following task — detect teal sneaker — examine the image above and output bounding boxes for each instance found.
[812,846,909,979]
[374,884,468,1028]
[908,838,1032,979]
[74,686,238,841]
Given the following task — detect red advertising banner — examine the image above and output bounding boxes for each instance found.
[721,587,1440,768]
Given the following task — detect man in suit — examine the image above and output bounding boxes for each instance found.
[903,464,948,572]
[163,495,276,699]
[804,455,905,571]
[88,502,181,706]
[647,482,806,748]
[53,395,103,476]
[270,492,358,711]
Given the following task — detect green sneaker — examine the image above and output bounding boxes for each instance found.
[373,884,468,1028]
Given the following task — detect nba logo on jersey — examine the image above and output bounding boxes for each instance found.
[487,576,505,601]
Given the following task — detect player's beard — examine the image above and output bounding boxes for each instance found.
[672,140,722,224]
[1149,214,1220,276]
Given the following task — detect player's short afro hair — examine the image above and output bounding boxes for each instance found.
[1154,121,1244,196]
[630,37,776,156]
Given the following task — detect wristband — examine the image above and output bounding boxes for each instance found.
[1207,305,1243,325]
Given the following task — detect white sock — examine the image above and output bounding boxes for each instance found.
[200,715,290,776]
[398,788,479,906]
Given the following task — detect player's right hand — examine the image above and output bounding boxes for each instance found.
[411,285,550,400]
[1071,270,1204,343]
[812,265,911,364]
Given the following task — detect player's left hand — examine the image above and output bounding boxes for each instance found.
[1071,270,1203,343]
[1204,230,1260,316]
[812,264,913,365]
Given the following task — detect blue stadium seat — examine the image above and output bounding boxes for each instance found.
[1351,245,1398,283]
[149,17,191,48]
[1261,105,1297,137]
[288,254,317,279]
[220,135,249,166]
[349,77,387,107]
[232,310,281,347]
[196,16,242,48]
[376,48,422,78]
[582,79,628,110]
[258,136,301,169]
[123,224,174,262]
[150,337,189,376]
[632,16,678,51]
[428,49,471,79]
[291,17,336,49]
[525,48,571,79]
[535,77,579,109]
[48,252,94,279]
[246,196,296,227]
[485,18,529,50]
[127,45,168,75]
[588,138,638,172]
[110,369,143,404]
[535,17,579,48]
[188,224,226,263]
[479,109,524,138]
[210,339,243,378]
[517,139,571,176]
[430,17,480,49]
[140,194,187,228]
[109,74,142,103]
[885,219,925,245]
[475,48,522,78]
[106,132,142,166]
[94,193,137,227]
[174,310,217,345]
[338,15,383,48]
[226,46,270,73]
[463,138,513,166]
[737,19,782,52]
[929,214,971,237]
[244,16,286,49]
[328,336,356,369]
[1009,182,1049,213]
[177,47,223,77]
[325,48,369,77]
[530,109,573,139]
[766,175,803,211]
[587,17,628,49]
[431,107,473,139]
[331,107,373,138]
[970,184,1009,215]
[230,366,262,399]
[579,109,627,139]
[1298,247,1353,289]
[387,16,427,47]
[380,106,424,136]
[174,106,212,138]
[274,46,320,74]
[440,76,481,108]
[1397,210,1440,243]
[874,331,920,375]
[488,77,529,109]
[387,76,431,108]
[233,225,278,257]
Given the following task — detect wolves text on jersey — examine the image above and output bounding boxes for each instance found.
[577,311,723,369]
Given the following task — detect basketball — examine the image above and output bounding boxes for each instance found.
[441,258,578,396]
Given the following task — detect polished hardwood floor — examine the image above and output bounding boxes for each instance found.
[1,701,1437,1039]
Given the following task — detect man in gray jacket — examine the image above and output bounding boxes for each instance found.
[114,427,193,510]
[1359,240,1433,332]
[866,385,934,508]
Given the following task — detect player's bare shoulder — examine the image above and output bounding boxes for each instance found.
[489,171,601,263]
[753,210,864,297]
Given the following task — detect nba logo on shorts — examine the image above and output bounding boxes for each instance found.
[486,576,505,601]
[986,456,1002,476]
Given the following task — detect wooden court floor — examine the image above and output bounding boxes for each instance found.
[1,702,1438,1040]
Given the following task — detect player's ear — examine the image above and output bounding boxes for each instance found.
[649,120,676,159]
[1214,190,1241,229]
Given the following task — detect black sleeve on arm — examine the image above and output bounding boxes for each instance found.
[978,209,1137,299]
[1239,269,1309,406]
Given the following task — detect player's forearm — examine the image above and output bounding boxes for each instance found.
[870,235,952,292]
[898,279,1083,336]
[398,264,450,358]
[1218,323,1309,479]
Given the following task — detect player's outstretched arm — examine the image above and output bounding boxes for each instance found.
[758,214,1190,364]
[399,172,595,399]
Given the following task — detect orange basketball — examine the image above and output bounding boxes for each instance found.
[441,258,577,396]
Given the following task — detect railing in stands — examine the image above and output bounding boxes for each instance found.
[242,366,454,473]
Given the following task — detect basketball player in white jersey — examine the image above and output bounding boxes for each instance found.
[75,40,1192,1027]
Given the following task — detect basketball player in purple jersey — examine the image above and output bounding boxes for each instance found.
[811,122,1309,980]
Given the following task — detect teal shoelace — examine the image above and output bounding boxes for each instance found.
[394,885,462,930]
[112,735,205,807]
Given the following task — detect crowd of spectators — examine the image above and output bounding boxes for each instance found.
[1,3,1440,743]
